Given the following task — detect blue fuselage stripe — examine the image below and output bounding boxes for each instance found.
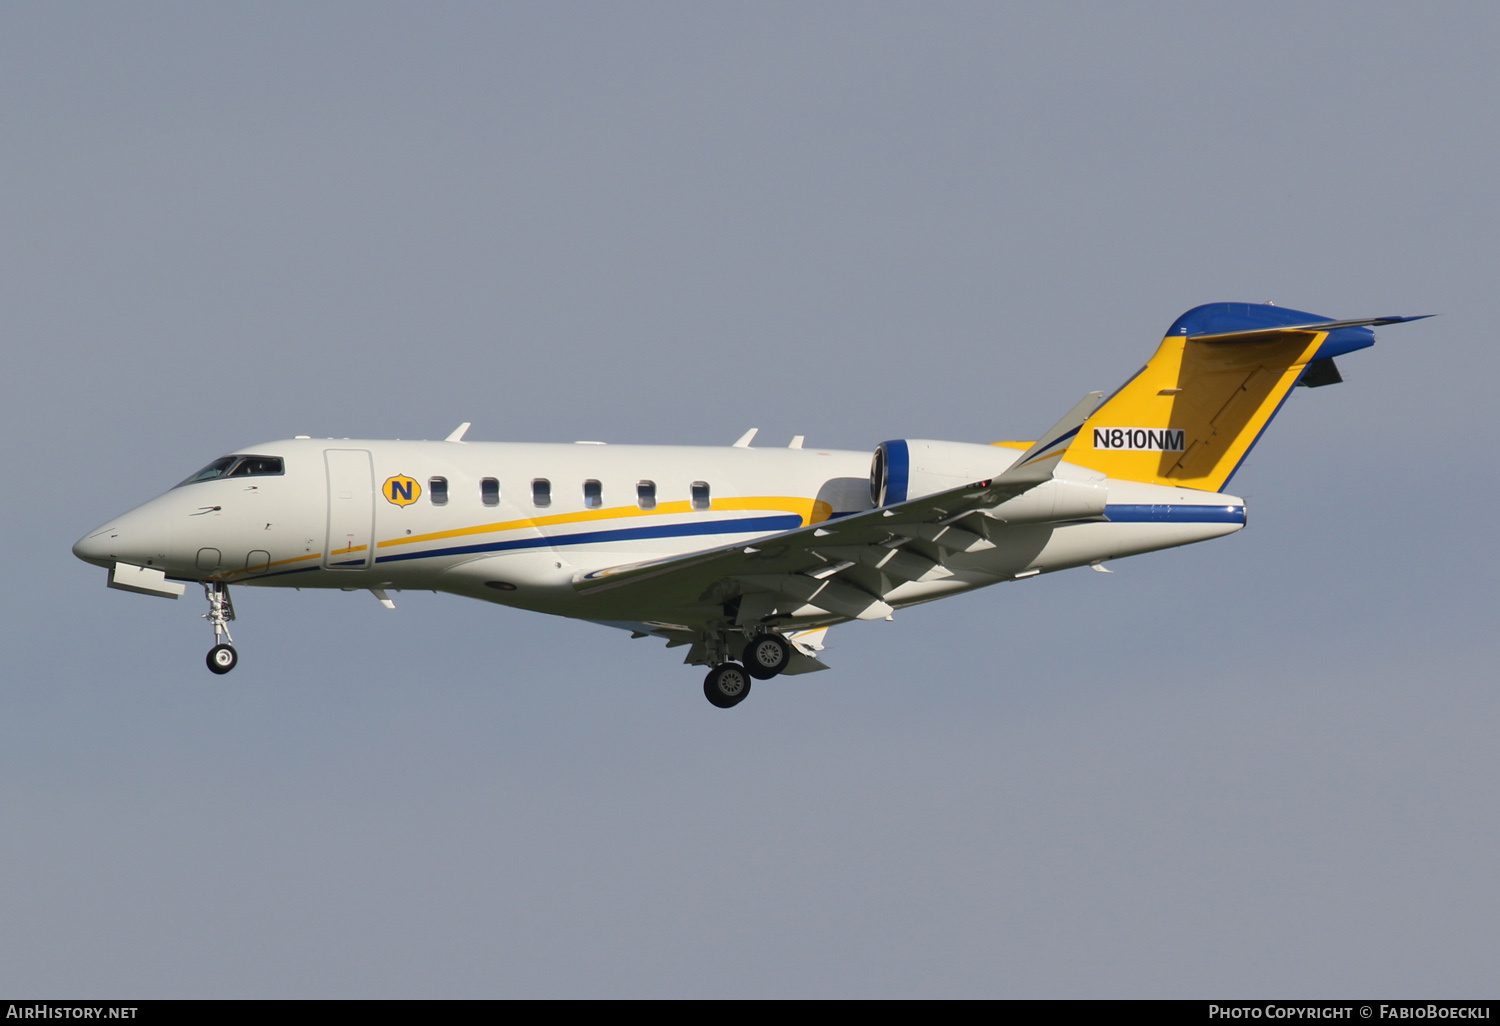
[374,514,806,565]
[1104,503,1245,524]
[246,505,1241,583]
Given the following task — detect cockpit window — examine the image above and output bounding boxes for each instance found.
[228,456,284,477]
[175,455,284,487]
[177,457,237,486]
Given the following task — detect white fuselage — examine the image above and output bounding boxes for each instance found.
[74,436,1245,631]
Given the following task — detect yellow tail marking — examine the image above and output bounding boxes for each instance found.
[1065,331,1327,491]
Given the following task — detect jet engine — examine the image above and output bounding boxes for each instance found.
[871,438,1108,523]
[870,439,1022,506]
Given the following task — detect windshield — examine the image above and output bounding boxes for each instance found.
[175,455,284,487]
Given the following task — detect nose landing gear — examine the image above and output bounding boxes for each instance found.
[202,582,238,675]
[207,643,237,674]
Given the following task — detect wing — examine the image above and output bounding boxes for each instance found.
[568,392,1104,643]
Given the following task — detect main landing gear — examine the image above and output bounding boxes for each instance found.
[704,663,751,709]
[742,632,791,679]
[202,581,238,675]
[702,632,793,708]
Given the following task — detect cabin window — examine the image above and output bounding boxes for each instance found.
[532,478,551,508]
[637,480,656,511]
[583,479,602,509]
[429,476,448,505]
[691,481,711,511]
[481,477,500,507]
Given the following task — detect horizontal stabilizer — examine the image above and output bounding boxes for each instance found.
[1187,314,1431,344]
[778,627,833,674]
[781,649,831,675]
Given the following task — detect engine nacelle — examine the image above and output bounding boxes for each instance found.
[871,438,1108,523]
[870,439,1021,506]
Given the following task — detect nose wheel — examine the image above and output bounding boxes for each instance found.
[202,582,238,675]
[207,643,238,674]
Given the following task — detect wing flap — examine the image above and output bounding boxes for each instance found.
[733,573,893,621]
[571,475,994,599]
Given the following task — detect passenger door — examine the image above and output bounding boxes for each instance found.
[323,449,375,570]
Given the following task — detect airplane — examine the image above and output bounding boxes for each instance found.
[73,302,1426,708]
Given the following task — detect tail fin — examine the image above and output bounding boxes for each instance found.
[1063,303,1428,491]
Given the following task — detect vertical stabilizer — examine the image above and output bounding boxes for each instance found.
[1063,303,1421,491]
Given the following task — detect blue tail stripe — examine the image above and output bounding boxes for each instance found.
[1105,504,1245,524]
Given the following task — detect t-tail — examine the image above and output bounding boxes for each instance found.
[1062,302,1430,491]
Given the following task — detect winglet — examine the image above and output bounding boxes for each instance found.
[445,422,471,443]
[997,391,1104,487]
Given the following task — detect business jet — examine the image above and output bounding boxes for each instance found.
[73,302,1424,708]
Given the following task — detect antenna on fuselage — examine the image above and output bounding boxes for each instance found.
[445,422,471,443]
[732,428,758,448]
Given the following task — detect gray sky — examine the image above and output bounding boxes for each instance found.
[3,2,1496,997]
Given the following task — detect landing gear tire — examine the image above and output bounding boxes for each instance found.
[201,583,238,674]
[704,662,751,709]
[206,644,238,675]
[743,633,791,679]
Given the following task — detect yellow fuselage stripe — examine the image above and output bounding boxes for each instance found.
[375,495,828,549]
[214,495,831,580]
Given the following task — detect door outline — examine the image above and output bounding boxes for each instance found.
[323,449,375,570]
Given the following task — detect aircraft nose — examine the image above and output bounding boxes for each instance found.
[73,500,175,570]
[73,523,121,567]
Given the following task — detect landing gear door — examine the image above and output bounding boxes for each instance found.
[323,449,375,570]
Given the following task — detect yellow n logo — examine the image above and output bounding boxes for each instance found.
[383,475,421,507]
